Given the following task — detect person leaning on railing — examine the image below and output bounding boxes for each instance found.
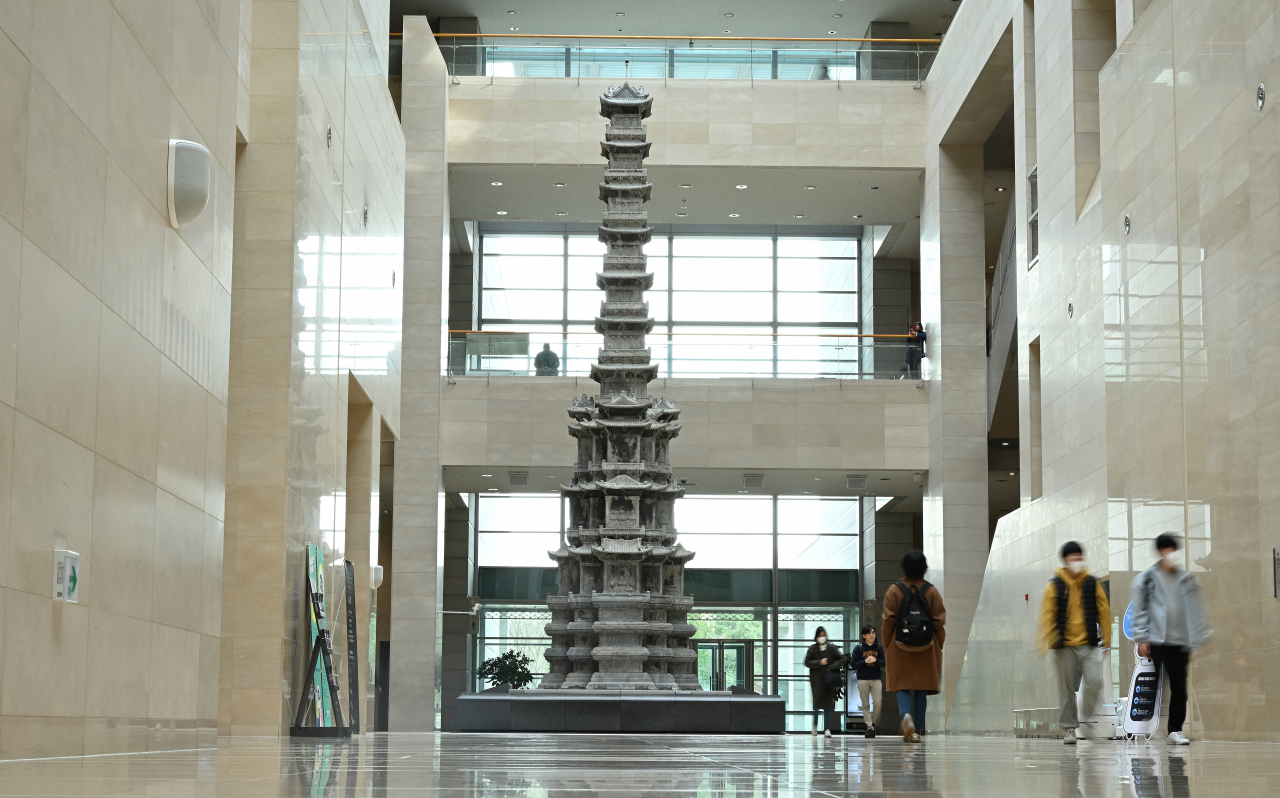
[534,343,560,376]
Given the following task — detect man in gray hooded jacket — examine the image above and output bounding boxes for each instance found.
[1130,533,1212,745]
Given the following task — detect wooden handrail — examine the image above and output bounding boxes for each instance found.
[450,330,911,339]
[388,32,940,44]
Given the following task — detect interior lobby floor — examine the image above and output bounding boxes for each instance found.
[0,733,1274,797]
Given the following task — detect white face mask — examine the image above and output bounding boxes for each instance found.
[1066,560,1085,574]
[817,636,827,645]
[1163,550,1183,569]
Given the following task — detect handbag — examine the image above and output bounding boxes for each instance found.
[823,667,842,688]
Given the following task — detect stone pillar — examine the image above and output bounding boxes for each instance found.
[391,16,450,731]
[439,495,475,730]
[859,233,913,378]
[344,383,381,732]
[920,143,990,720]
[860,499,917,625]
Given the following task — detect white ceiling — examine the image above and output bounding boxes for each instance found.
[448,163,924,256]
[394,0,961,39]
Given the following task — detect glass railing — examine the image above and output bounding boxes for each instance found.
[431,36,938,82]
[446,331,928,381]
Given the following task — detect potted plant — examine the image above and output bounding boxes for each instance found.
[478,650,535,690]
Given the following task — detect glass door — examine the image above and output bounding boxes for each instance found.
[696,640,756,691]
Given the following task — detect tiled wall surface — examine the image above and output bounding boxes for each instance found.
[446,77,927,169]
[222,0,403,736]
[0,0,246,757]
[440,377,930,472]
[945,0,1280,741]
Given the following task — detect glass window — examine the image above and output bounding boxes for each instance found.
[567,290,601,321]
[678,534,773,568]
[483,235,564,255]
[776,292,858,324]
[672,258,772,290]
[678,497,772,535]
[672,237,771,258]
[778,536,859,569]
[482,289,562,320]
[478,533,562,568]
[484,255,564,289]
[776,258,858,292]
[672,291,773,322]
[643,237,669,257]
[777,238,859,258]
[776,498,859,535]
[478,495,562,532]
[567,236,605,256]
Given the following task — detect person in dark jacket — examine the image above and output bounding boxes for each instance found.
[534,343,560,376]
[804,626,845,737]
[904,322,926,379]
[851,624,886,736]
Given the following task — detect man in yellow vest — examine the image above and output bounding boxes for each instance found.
[1039,541,1111,744]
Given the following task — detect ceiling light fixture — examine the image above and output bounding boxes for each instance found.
[851,214,862,218]
[554,182,566,187]
[805,185,816,190]
[828,30,837,35]
[617,28,624,32]
[616,11,625,16]
[833,13,843,18]
[725,13,734,17]
[723,29,731,33]
[555,211,567,216]
[794,214,806,218]
[729,213,740,217]
[813,477,823,481]
[913,215,920,219]
[736,184,747,189]
[680,183,691,188]
[482,474,493,477]
[496,210,508,215]
[676,213,687,217]
[507,10,516,14]
[1009,472,1016,476]
[490,181,502,186]
[996,187,1006,191]
[510,26,519,30]
[870,186,879,190]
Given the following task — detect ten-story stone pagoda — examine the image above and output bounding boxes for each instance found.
[540,84,700,691]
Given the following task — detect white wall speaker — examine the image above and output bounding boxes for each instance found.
[167,139,211,228]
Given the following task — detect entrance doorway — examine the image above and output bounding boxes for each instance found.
[697,640,756,692]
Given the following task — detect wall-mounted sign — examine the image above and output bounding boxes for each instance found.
[53,550,79,602]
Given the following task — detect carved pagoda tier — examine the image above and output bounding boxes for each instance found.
[540,84,700,691]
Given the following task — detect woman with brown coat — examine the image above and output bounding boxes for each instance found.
[881,550,946,743]
[804,626,845,737]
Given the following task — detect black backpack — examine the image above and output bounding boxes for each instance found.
[893,581,935,649]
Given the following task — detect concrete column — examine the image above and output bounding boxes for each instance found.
[859,234,913,378]
[391,16,450,731]
[860,499,918,625]
[344,383,380,731]
[439,495,476,730]
[920,143,990,719]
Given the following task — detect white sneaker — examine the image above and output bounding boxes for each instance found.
[1063,729,1077,745]
[811,727,819,736]
[1167,731,1190,745]
[824,729,832,738]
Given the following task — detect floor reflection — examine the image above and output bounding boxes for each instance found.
[0,734,1275,797]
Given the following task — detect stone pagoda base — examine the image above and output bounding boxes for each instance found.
[457,691,785,734]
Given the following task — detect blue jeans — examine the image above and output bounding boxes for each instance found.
[896,690,927,732]
[814,708,837,732]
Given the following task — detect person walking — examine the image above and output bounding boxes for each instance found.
[851,624,886,737]
[882,550,946,743]
[534,343,560,376]
[804,626,845,738]
[1131,533,1212,745]
[903,322,926,379]
[1038,541,1111,745]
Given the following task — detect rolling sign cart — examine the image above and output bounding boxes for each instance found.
[290,543,350,738]
[1119,601,1163,740]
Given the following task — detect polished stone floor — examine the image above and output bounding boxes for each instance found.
[0,733,1275,797]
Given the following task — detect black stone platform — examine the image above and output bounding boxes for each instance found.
[456,691,785,733]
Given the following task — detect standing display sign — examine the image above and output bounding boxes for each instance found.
[343,560,360,733]
[290,544,348,737]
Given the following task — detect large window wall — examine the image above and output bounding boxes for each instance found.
[468,229,865,378]
[472,493,861,729]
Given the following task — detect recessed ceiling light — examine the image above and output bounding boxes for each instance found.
[833,14,843,18]
[554,182,566,187]
[813,477,823,481]
[555,211,567,216]
[913,215,921,219]
[616,11,625,16]
[1009,472,1016,476]
[794,214,806,218]
[496,210,508,215]
[996,187,1006,191]
[546,474,558,477]
[805,185,816,190]
[680,184,691,188]
[870,186,880,190]
[486,488,499,491]
[723,29,731,33]
[617,28,624,32]
[676,213,687,217]
[736,184,747,189]
[490,181,503,186]
[851,214,862,218]
[729,213,740,217]
[482,474,493,477]
[510,27,519,31]
[802,491,811,494]
[828,30,837,35]
[725,13,734,17]
[1002,442,1009,446]
[507,10,516,14]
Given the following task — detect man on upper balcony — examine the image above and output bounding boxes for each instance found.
[534,343,561,376]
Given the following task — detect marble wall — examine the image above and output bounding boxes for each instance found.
[221,0,403,736]
[446,77,926,169]
[944,0,1280,741]
[0,0,247,757]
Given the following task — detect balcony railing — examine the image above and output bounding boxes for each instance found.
[446,331,928,381]
[426,34,938,82]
